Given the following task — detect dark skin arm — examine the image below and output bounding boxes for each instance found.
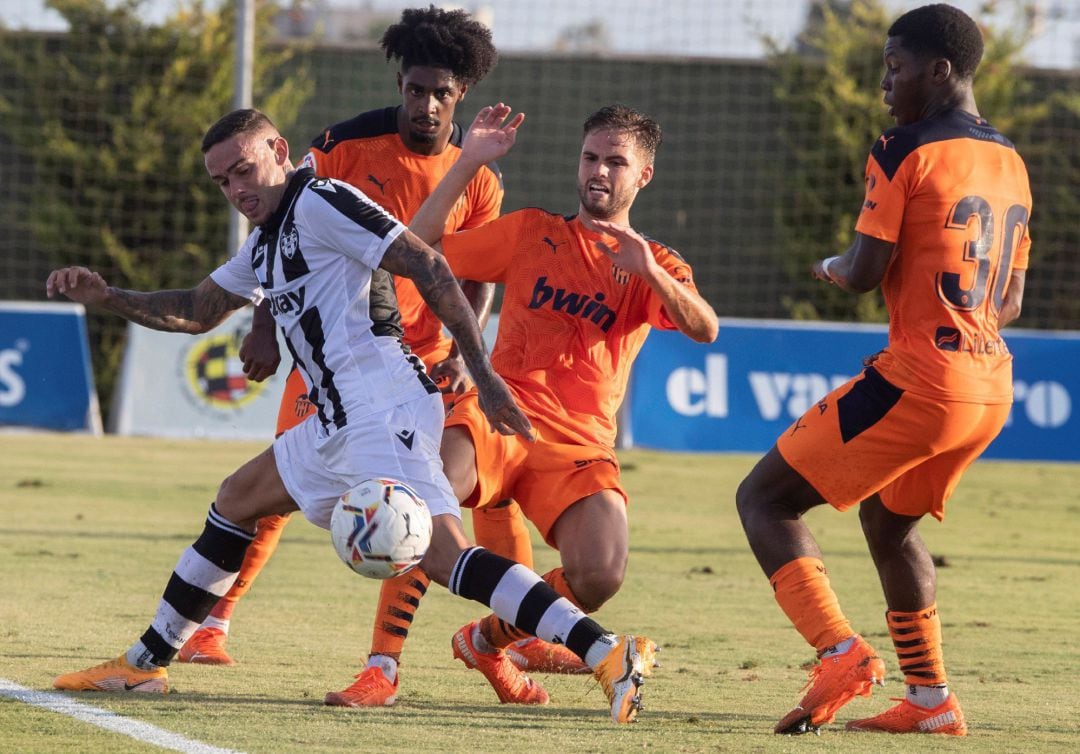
[997,269,1025,328]
[379,230,532,440]
[45,266,249,333]
[811,232,895,293]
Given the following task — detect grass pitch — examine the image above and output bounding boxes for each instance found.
[1,433,1077,753]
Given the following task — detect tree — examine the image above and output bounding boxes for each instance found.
[0,0,311,412]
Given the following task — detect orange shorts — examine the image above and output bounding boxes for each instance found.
[777,367,1010,520]
[274,341,462,436]
[444,388,626,547]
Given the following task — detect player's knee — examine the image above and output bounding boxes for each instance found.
[566,564,624,611]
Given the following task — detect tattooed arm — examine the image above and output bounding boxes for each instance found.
[379,231,532,440]
[46,266,249,334]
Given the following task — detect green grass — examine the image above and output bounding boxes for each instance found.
[1,433,1078,753]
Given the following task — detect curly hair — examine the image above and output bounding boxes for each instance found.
[380,5,498,86]
[888,4,984,80]
[583,105,663,162]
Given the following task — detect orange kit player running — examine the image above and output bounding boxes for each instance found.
[179,7,576,703]
[404,103,719,709]
[736,4,1032,736]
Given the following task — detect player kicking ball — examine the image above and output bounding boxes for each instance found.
[47,107,655,724]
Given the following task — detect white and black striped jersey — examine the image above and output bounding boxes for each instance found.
[210,167,438,431]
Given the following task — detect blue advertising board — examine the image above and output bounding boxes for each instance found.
[0,302,102,433]
[627,319,1079,462]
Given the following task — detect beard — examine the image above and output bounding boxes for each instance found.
[577,181,631,219]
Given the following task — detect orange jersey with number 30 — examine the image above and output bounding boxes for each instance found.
[304,106,503,358]
[855,109,1032,404]
[441,209,696,447]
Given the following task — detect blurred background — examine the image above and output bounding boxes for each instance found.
[1,0,1077,415]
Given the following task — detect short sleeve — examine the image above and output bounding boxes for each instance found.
[854,149,912,244]
[645,245,698,330]
[209,232,264,304]
[441,211,526,283]
[298,179,405,270]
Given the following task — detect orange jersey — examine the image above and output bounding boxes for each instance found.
[304,106,504,355]
[441,209,697,447]
[855,109,1032,404]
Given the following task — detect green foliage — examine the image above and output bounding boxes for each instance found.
[769,0,1049,323]
[0,0,311,412]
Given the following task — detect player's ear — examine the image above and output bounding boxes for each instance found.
[271,135,289,166]
[458,83,469,101]
[932,57,952,84]
[637,163,654,189]
[396,71,404,93]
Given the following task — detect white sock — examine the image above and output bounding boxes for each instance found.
[583,633,620,669]
[366,654,399,684]
[907,683,949,709]
[202,616,229,633]
[819,635,856,658]
[126,641,164,671]
[471,624,496,654]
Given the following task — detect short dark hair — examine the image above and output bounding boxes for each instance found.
[888,4,984,80]
[380,5,498,87]
[583,105,663,162]
[201,109,278,153]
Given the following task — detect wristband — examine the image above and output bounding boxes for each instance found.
[822,256,841,282]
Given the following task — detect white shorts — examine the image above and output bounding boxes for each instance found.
[273,393,459,530]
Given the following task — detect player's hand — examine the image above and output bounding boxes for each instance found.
[239,326,281,382]
[461,104,525,167]
[592,220,659,279]
[45,266,108,306]
[428,355,470,397]
[474,372,533,441]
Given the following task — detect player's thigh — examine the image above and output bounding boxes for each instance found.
[880,401,1010,520]
[516,436,625,548]
[550,489,629,578]
[778,367,945,511]
[216,445,298,529]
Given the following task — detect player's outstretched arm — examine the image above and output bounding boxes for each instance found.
[409,104,524,245]
[46,266,249,334]
[380,230,533,440]
[592,220,719,343]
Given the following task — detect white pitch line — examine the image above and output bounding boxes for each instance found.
[0,678,246,754]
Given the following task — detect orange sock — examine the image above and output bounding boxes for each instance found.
[368,569,431,662]
[209,513,291,622]
[888,604,947,686]
[479,568,581,649]
[769,557,854,653]
[471,500,533,569]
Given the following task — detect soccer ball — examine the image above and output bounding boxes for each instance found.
[329,478,432,579]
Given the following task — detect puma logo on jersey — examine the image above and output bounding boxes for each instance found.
[367,174,390,194]
[528,276,616,332]
[878,134,895,150]
[268,286,307,317]
[541,236,565,253]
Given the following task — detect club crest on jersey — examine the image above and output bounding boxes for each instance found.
[612,265,630,285]
[300,152,317,170]
[280,224,299,260]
